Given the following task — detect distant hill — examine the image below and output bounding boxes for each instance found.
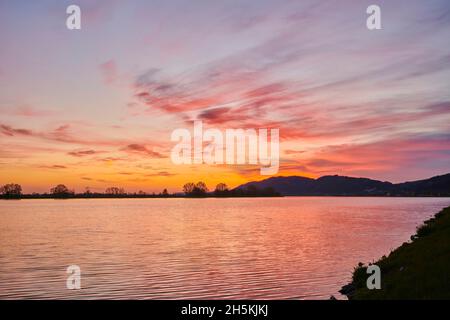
[236,173,450,196]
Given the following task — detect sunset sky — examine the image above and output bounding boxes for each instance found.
[1,0,450,193]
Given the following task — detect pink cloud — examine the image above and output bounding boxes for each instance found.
[1,105,55,117]
[1,124,33,136]
[99,60,118,85]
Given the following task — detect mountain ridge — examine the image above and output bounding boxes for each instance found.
[236,173,450,196]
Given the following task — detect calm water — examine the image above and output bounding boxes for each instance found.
[0,197,449,300]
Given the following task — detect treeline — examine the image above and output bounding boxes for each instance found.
[0,182,281,199]
[0,183,173,199]
[182,182,280,197]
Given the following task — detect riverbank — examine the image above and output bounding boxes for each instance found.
[0,193,282,200]
[341,206,450,299]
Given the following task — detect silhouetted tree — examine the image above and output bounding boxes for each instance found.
[214,183,229,196]
[215,183,228,192]
[183,182,195,195]
[195,181,208,192]
[0,183,22,198]
[105,187,126,195]
[50,184,73,198]
[183,181,208,197]
[161,188,169,196]
[192,181,208,197]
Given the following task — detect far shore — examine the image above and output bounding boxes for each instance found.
[0,194,282,200]
[2,194,450,200]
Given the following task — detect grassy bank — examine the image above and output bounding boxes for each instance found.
[343,206,450,299]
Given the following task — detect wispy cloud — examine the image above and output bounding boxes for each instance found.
[68,149,104,157]
[38,165,68,170]
[121,144,164,158]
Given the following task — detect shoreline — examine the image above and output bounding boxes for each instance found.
[340,205,450,299]
[2,195,450,200]
[0,195,283,200]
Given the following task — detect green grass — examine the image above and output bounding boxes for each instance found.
[349,206,450,299]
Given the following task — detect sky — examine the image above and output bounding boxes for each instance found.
[1,0,450,193]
